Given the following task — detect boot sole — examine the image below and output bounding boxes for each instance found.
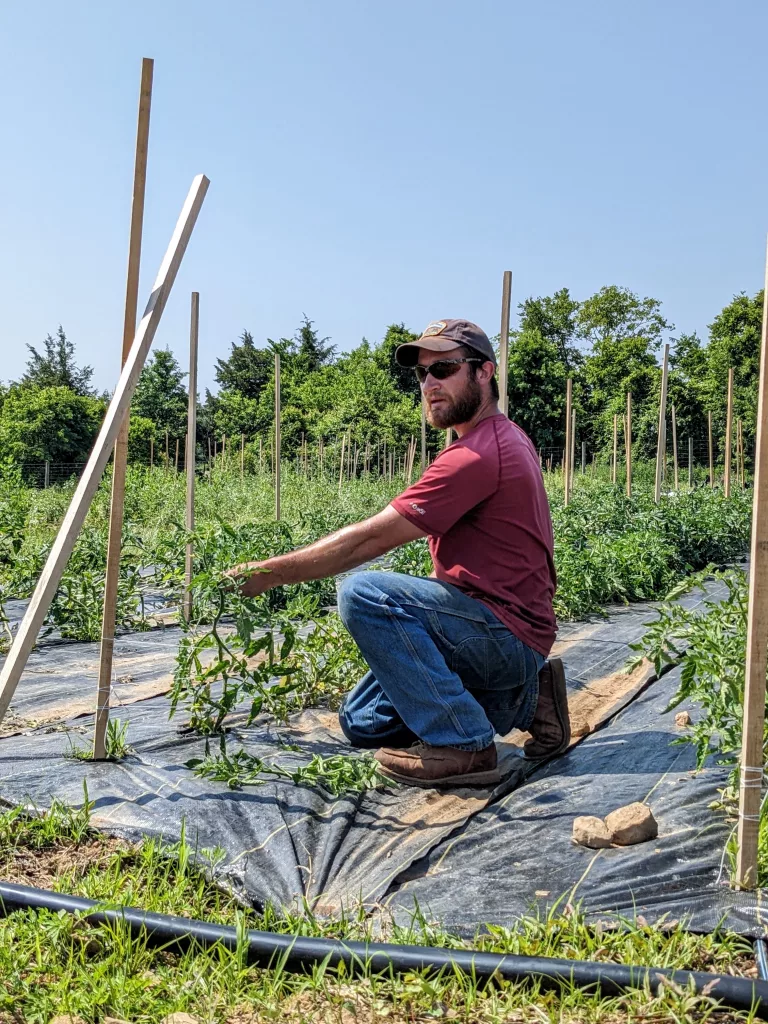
[377,765,501,788]
[523,657,571,761]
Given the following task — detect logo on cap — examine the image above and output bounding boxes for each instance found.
[421,321,447,337]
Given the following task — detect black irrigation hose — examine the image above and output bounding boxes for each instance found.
[2,882,768,1017]
[756,939,768,982]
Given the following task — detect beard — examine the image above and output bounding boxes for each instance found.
[426,375,483,429]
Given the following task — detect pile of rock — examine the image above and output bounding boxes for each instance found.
[572,802,658,849]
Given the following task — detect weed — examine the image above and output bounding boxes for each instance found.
[66,719,133,762]
[186,739,382,795]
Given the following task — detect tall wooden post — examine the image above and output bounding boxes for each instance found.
[738,418,745,488]
[445,428,453,449]
[174,438,179,472]
[94,57,153,761]
[736,242,768,888]
[274,353,281,521]
[570,411,576,481]
[671,403,679,491]
[612,414,618,485]
[338,433,346,494]
[689,436,693,488]
[725,366,734,497]
[498,270,512,417]
[581,440,586,475]
[421,402,427,475]
[708,411,715,488]
[626,392,632,498]
[563,378,572,506]
[240,433,245,480]
[654,343,670,504]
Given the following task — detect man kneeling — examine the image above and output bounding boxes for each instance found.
[227,319,568,786]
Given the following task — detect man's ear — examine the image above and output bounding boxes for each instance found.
[479,361,496,384]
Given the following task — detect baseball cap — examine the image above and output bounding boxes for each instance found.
[395,319,497,367]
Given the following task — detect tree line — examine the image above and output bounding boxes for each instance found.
[0,286,762,470]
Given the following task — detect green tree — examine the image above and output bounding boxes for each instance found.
[373,323,421,399]
[215,330,274,400]
[578,286,672,454]
[22,327,95,396]
[293,315,335,373]
[132,348,188,439]
[518,288,581,371]
[505,328,569,449]
[704,291,763,451]
[0,385,105,463]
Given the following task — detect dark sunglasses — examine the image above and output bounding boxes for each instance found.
[413,358,483,383]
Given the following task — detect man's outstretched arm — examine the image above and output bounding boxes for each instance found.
[226,505,426,597]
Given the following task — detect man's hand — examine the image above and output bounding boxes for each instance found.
[222,506,425,596]
[223,563,275,597]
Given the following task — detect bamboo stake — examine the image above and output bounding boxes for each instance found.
[626,392,632,497]
[421,402,426,475]
[338,433,346,494]
[183,292,199,622]
[725,366,734,497]
[0,174,209,732]
[563,378,572,505]
[708,411,715,488]
[612,414,618,485]
[654,343,670,503]
[274,354,281,520]
[671,403,679,491]
[736,241,768,888]
[94,57,153,760]
[498,270,512,417]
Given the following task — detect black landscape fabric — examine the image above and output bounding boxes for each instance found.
[0,577,763,936]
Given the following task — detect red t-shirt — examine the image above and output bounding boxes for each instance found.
[390,414,557,656]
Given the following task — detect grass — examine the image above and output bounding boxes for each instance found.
[0,800,758,1023]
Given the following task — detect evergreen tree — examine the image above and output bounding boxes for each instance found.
[132,348,188,438]
[22,327,95,396]
[215,330,274,399]
[294,315,335,372]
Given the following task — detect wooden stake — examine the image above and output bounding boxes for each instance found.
[654,343,670,504]
[708,411,715,488]
[739,418,745,488]
[93,57,153,760]
[240,433,245,479]
[498,270,512,417]
[338,433,346,494]
[570,410,576,482]
[445,428,453,449]
[626,392,632,498]
[581,440,586,475]
[274,354,281,520]
[725,366,734,497]
[563,378,572,505]
[183,292,199,622]
[0,174,209,732]
[671,403,679,491]
[174,438,179,472]
[150,436,154,468]
[612,414,618,485]
[421,402,426,475]
[689,436,693,488]
[736,241,768,888]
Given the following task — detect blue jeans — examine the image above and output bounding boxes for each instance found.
[336,571,545,751]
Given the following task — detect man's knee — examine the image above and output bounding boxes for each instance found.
[337,571,381,626]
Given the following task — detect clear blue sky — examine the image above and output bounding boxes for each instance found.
[2,0,766,395]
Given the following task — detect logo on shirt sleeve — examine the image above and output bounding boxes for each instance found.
[410,502,427,515]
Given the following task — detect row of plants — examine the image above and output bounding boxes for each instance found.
[627,567,768,884]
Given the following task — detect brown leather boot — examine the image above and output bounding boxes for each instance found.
[523,657,570,760]
[374,741,500,787]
